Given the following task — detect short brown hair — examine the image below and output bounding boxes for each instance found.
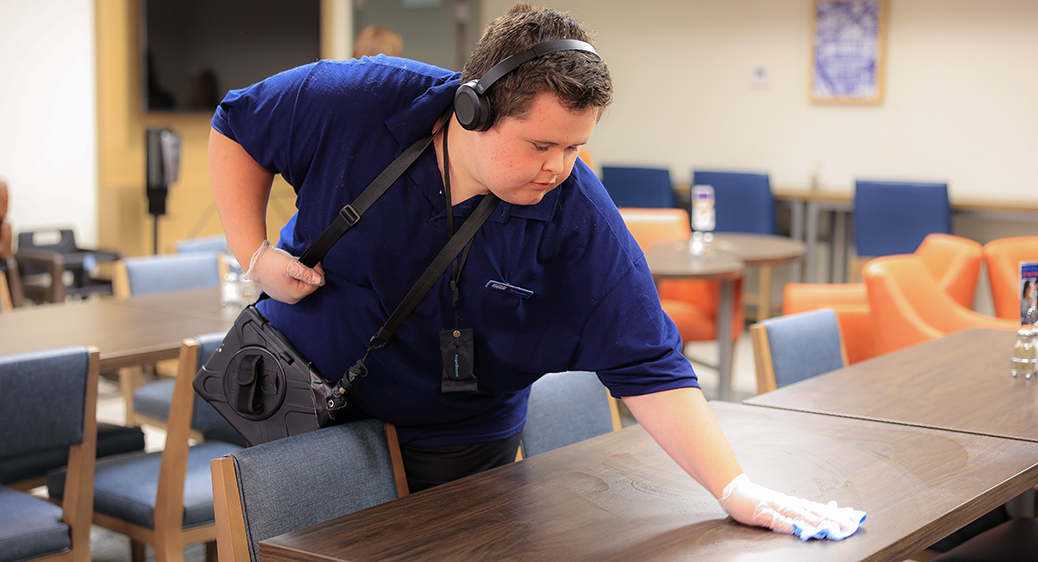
[462,3,612,124]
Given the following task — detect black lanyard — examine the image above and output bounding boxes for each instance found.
[441,115,475,323]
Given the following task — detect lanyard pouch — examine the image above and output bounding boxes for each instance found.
[440,328,477,393]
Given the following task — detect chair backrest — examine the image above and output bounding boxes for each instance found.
[0,346,98,562]
[983,236,1038,321]
[854,180,952,257]
[132,332,230,431]
[617,208,691,251]
[0,271,10,311]
[600,166,675,208]
[520,371,620,458]
[692,170,775,234]
[862,255,1018,355]
[174,234,230,254]
[750,309,847,394]
[914,233,983,309]
[17,228,79,254]
[212,419,407,562]
[113,251,223,297]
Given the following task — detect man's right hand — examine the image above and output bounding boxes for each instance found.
[243,240,324,304]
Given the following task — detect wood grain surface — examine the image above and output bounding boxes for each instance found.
[746,328,1038,442]
[260,402,1038,562]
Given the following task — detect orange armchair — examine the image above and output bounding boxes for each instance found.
[618,208,743,343]
[862,254,1019,355]
[983,236,1038,322]
[784,233,983,363]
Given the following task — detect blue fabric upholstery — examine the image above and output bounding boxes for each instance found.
[0,348,90,459]
[759,309,845,389]
[48,441,241,530]
[0,486,70,562]
[692,170,776,234]
[133,379,226,430]
[174,235,229,254]
[228,419,399,561]
[854,180,952,257]
[600,166,675,208]
[521,371,615,457]
[122,252,222,295]
[133,332,242,440]
[931,518,1038,562]
[0,423,144,486]
[0,347,92,562]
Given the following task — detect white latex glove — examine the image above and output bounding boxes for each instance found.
[242,240,324,304]
[719,474,866,540]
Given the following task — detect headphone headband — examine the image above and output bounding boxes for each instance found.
[455,39,599,131]
[473,39,598,95]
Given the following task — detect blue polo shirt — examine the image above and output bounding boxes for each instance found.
[212,56,698,447]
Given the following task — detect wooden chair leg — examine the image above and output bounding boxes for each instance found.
[757,264,773,321]
[131,539,147,562]
[119,366,145,426]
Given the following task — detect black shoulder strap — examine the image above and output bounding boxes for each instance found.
[297,131,438,268]
[373,192,500,346]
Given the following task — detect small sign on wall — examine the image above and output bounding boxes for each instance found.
[810,0,888,104]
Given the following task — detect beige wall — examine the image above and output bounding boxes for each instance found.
[484,0,1038,202]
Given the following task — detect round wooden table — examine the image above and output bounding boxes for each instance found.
[645,233,805,400]
[644,241,744,401]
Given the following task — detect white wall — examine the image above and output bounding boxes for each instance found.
[0,0,98,246]
[483,0,1038,200]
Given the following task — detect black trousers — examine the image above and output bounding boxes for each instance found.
[399,432,523,493]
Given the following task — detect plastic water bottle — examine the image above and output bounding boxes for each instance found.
[690,185,715,258]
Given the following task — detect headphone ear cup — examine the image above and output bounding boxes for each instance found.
[455,80,491,131]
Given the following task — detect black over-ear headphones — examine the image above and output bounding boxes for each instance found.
[454,39,599,132]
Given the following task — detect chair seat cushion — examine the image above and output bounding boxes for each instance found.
[48,441,241,530]
[0,486,70,562]
[133,379,227,429]
[0,422,145,486]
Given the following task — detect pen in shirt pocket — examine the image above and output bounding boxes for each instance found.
[485,280,534,299]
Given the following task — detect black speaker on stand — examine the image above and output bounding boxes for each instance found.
[145,129,181,255]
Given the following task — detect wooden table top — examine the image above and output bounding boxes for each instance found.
[644,241,744,281]
[0,289,236,370]
[746,328,1038,442]
[710,232,806,265]
[109,286,245,322]
[259,402,1038,562]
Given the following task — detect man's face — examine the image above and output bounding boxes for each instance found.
[468,91,597,206]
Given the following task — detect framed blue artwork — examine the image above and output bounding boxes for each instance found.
[810,0,888,104]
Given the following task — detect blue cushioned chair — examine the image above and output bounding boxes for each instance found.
[2,422,145,492]
[750,308,847,394]
[692,170,776,235]
[113,252,224,298]
[112,252,228,435]
[851,180,952,280]
[1,346,99,562]
[48,337,243,562]
[693,170,782,319]
[131,333,246,447]
[211,419,408,562]
[600,166,675,208]
[520,371,621,458]
[174,235,229,255]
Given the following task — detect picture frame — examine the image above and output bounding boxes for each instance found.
[810,0,889,104]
